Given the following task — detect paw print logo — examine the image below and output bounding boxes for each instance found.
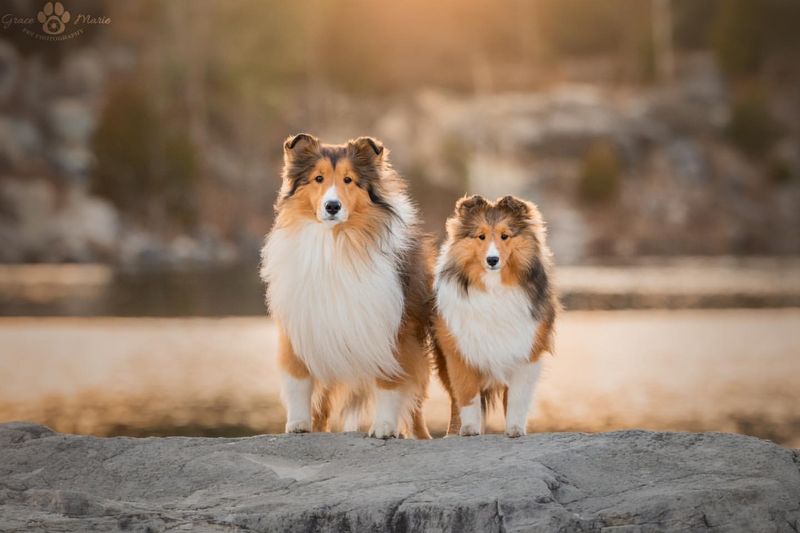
[37,2,71,36]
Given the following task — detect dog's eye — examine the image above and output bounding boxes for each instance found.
[343,176,352,184]
[314,175,324,183]
[478,234,485,240]
[501,233,509,240]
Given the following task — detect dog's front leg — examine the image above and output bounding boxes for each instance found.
[439,344,482,436]
[282,374,313,433]
[277,326,313,433]
[369,386,404,439]
[504,361,542,437]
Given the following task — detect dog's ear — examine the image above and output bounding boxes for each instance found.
[498,195,545,237]
[455,194,488,217]
[496,195,530,218]
[283,133,320,160]
[347,136,385,166]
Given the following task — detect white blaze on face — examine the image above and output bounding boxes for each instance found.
[486,241,500,270]
[319,184,348,223]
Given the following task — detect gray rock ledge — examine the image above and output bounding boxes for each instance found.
[1,422,798,532]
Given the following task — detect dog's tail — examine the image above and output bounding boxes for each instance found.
[311,385,332,432]
[481,386,506,419]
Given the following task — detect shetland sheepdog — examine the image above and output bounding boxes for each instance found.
[433,194,559,437]
[260,133,432,439]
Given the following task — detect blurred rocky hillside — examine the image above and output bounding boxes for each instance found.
[0,0,797,266]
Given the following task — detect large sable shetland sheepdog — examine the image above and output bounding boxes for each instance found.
[433,194,559,438]
[260,133,432,439]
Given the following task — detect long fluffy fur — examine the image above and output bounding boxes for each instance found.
[432,194,560,436]
[261,134,432,438]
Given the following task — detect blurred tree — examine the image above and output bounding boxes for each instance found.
[161,133,199,227]
[713,0,764,78]
[539,0,627,56]
[767,156,794,185]
[578,140,622,205]
[538,0,652,83]
[672,0,718,50]
[727,84,780,159]
[651,0,674,84]
[91,83,199,228]
[91,84,159,208]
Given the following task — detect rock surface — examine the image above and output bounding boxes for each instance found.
[0,422,798,532]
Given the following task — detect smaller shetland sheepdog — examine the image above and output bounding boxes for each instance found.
[260,133,432,439]
[433,194,559,437]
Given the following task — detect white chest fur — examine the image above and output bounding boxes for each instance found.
[261,221,406,384]
[435,271,537,383]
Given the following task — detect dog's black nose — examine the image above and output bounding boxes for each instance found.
[486,256,499,267]
[324,200,341,215]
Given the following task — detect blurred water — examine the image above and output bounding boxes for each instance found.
[0,265,267,317]
[1,310,798,447]
[1,258,798,316]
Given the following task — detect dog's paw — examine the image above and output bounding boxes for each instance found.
[505,425,526,438]
[368,421,398,439]
[459,424,481,437]
[285,420,311,433]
